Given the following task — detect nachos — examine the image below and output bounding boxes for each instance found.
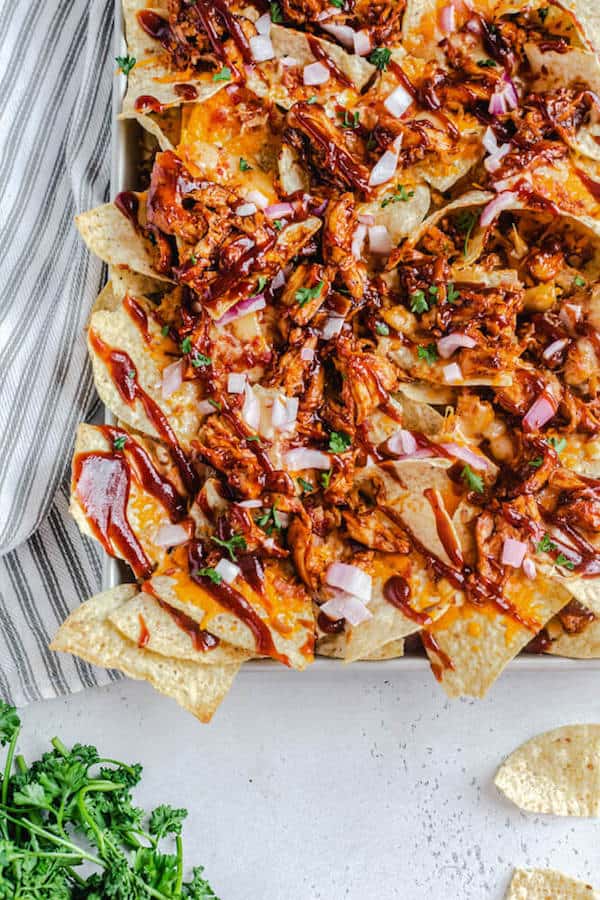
[53,0,600,718]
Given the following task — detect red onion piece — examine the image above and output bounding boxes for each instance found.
[245,189,269,209]
[357,212,375,225]
[368,224,392,255]
[198,399,217,415]
[271,269,286,290]
[443,362,463,383]
[488,74,519,115]
[522,392,557,431]
[501,537,527,568]
[271,394,298,431]
[439,442,490,471]
[522,557,537,579]
[217,295,266,326]
[236,202,257,217]
[326,562,372,604]
[368,147,399,187]
[227,373,246,394]
[264,201,294,219]
[542,338,568,361]
[479,191,517,227]
[280,55,298,67]
[321,592,372,626]
[437,332,477,358]
[284,447,331,470]
[161,359,184,399]
[439,4,456,34]
[242,384,261,431]
[303,61,330,85]
[214,558,241,584]
[249,34,275,62]
[321,316,345,339]
[384,84,413,118]
[351,223,367,259]
[387,429,418,456]
[154,523,189,548]
[353,29,371,56]
[237,499,263,508]
[320,23,355,48]
[255,12,271,34]
[300,347,315,361]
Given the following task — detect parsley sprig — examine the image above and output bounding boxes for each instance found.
[381,184,415,207]
[116,55,136,76]
[328,431,351,453]
[369,47,391,71]
[211,532,247,561]
[0,701,219,898]
[296,281,324,306]
[461,464,484,494]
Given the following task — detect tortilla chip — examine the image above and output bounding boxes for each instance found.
[357,184,431,245]
[109,591,249,665]
[505,868,599,900]
[76,201,169,281]
[317,632,405,660]
[50,585,241,722]
[545,614,600,658]
[495,724,600,816]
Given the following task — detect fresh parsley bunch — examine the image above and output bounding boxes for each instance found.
[0,701,218,899]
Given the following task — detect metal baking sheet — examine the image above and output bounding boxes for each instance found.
[105,0,596,673]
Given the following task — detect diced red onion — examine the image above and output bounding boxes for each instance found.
[217,294,266,325]
[351,223,367,259]
[198,399,217,415]
[482,127,512,172]
[353,29,371,56]
[242,384,261,431]
[466,15,482,33]
[316,8,335,21]
[479,191,517,227]
[264,201,294,220]
[161,359,183,399]
[368,148,399,187]
[483,126,500,156]
[522,557,537,579]
[280,55,298,67]
[437,332,477,358]
[368,224,392,255]
[303,61,330,85]
[326,561,372,604]
[227,372,246,394]
[271,394,298,431]
[245,189,269,209]
[301,347,315,361]
[488,74,519,115]
[320,23,355,48]
[321,592,372,626]
[542,338,568,361]
[501,537,527,568]
[284,447,331,470]
[255,12,271,35]
[236,202,257,216]
[249,34,275,62]
[214,558,241,584]
[560,304,581,331]
[312,198,328,216]
[384,84,413,118]
[387,429,418,456]
[271,269,286,290]
[439,442,490,471]
[357,212,375,225]
[443,362,463,383]
[321,316,345,339]
[522,392,557,431]
[276,511,290,528]
[439,4,456,35]
[237,499,263,508]
[154,523,189,548]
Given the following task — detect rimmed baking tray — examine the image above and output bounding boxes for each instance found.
[105,1,596,673]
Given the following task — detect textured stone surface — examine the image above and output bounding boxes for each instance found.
[19,667,600,899]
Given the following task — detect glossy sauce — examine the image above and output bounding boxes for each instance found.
[308,37,353,89]
[421,631,454,681]
[138,613,150,648]
[123,294,151,344]
[383,575,432,625]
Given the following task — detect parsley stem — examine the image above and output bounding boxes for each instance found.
[3,811,103,866]
[76,782,124,856]
[175,833,184,895]
[51,736,69,758]
[1,722,20,805]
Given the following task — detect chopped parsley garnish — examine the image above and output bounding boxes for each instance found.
[128,369,136,379]
[181,336,192,354]
[307,95,318,104]
[331,0,344,7]
[255,505,282,535]
[369,47,392,71]
[528,456,544,468]
[410,289,429,314]
[191,352,212,368]
[270,0,283,22]
[446,282,460,304]
[477,58,497,68]
[456,210,477,258]
[328,431,351,453]
[0,700,219,898]
[573,275,586,287]
[161,324,170,337]
[375,321,390,336]
[320,468,333,489]
[116,54,136,75]
[273,218,285,230]
[211,532,247,561]
[189,253,197,264]
[536,533,557,554]
[538,6,550,23]
[113,435,127,451]
[417,343,438,365]
[253,275,268,295]
[213,66,231,82]
[555,553,575,570]
[461,464,484,494]
[208,398,222,411]
[296,280,324,306]
[239,157,252,172]
[381,184,415,207]
[197,566,223,584]
[548,436,567,454]
[246,434,261,443]
[339,109,360,129]
[298,476,314,493]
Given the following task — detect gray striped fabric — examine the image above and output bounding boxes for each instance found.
[0,0,120,704]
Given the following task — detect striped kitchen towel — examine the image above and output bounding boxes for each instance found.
[0,0,120,704]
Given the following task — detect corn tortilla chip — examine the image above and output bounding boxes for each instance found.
[505,868,599,900]
[495,724,600,816]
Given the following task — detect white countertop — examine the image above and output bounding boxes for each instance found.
[19,667,600,899]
